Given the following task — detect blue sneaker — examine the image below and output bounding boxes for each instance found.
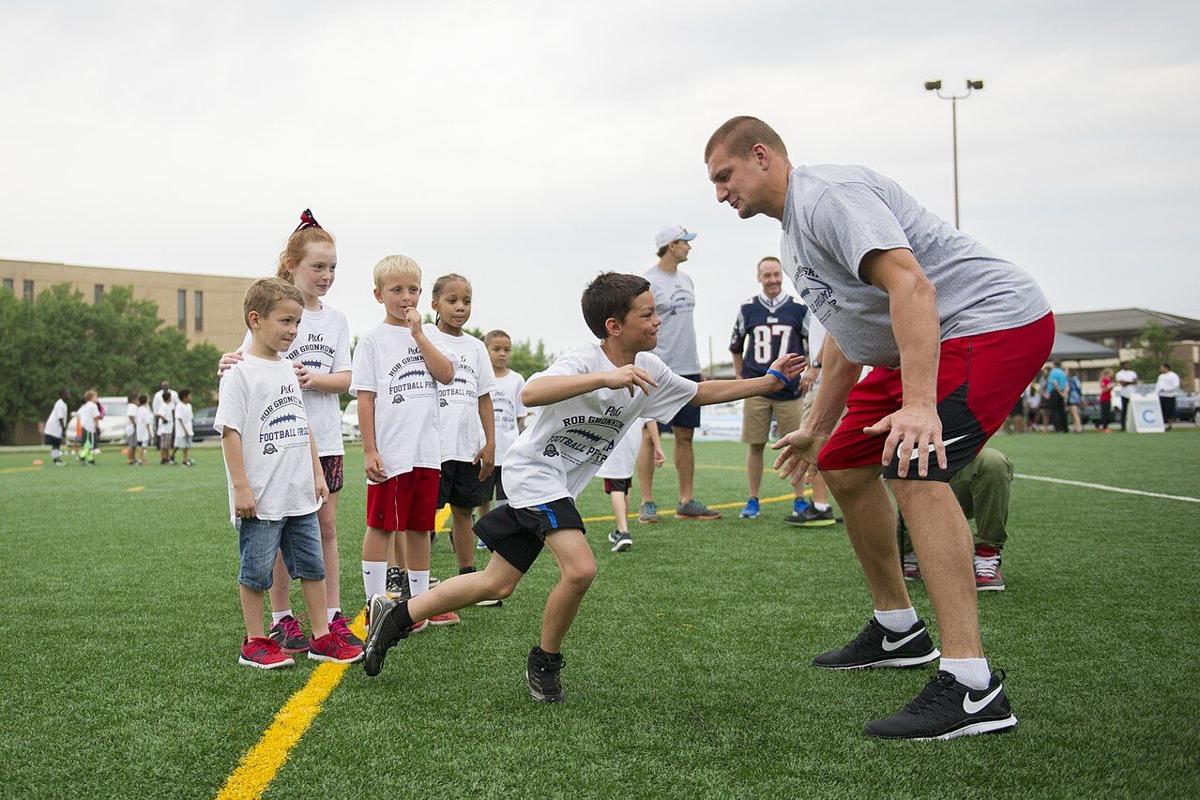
[786,498,810,526]
[739,497,761,519]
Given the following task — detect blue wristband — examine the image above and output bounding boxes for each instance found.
[766,368,788,384]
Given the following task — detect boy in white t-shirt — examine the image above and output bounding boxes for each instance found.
[135,394,152,465]
[125,392,139,465]
[363,272,805,700]
[77,390,101,465]
[155,389,175,465]
[43,389,70,466]
[480,329,528,517]
[351,256,455,631]
[598,418,663,552]
[174,389,195,466]
[215,278,362,669]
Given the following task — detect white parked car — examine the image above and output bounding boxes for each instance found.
[66,396,130,444]
[341,400,360,441]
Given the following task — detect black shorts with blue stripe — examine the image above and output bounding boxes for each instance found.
[473,497,586,573]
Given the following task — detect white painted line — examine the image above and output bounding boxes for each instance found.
[1015,473,1200,504]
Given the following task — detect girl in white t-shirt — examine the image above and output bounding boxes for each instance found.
[419,274,497,604]
[135,394,152,465]
[218,209,358,650]
[77,389,100,465]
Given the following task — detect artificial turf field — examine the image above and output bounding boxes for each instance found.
[1,430,1198,799]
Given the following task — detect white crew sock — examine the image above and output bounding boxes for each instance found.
[814,502,830,511]
[362,560,388,603]
[271,609,292,625]
[51,448,61,460]
[874,607,919,633]
[326,607,341,624]
[409,569,430,597]
[940,657,992,691]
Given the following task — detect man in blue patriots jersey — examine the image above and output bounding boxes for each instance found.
[730,257,834,526]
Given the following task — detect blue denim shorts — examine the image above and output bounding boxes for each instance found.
[236,512,324,591]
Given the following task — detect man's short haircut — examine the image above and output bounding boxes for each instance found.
[1162,362,1172,369]
[757,256,781,273]
[484,329,511,344]
[243,277,304,327]
[656,245,669,258]
[138,394,148,404]
[704,116,788,162]
[581,272,651,340]
[372,255,422,290]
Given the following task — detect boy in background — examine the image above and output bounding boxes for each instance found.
[599,418,662,552]
[216,277,362,668]
[43,389,70,466]
[175,389,195,466]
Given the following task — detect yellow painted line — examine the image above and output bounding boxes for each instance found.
[0,465,43,475]
[127,486,145,493]
[215,491,807,798]
[215,611,368,800]
[581,491,803,524]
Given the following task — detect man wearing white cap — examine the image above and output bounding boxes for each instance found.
[636,225,722,522]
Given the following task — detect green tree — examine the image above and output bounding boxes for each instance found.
[509,338,551,377]
[1130,320,1183,379]
[0,283,222,443]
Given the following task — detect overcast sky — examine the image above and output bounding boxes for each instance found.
[3,1,1198,360]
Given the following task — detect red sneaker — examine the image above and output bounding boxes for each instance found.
[974,545,1005,591]
[428,611,460,627]
[308,631,364,664]
[409,618,430,634]
[239,636,295,670]
[330,611,364,647]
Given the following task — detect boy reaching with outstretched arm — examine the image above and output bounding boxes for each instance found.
[362,272,804,700]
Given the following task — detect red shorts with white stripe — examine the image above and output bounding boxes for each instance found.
[366,467,440,532]
[817,313,1054,481]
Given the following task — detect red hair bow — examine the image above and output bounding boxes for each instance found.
[294,209,322,232]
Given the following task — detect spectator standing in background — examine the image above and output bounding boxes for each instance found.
[1046,362,1068,433]
[1098,368,1115,433]
[1156,363,1180,431]
[1115,361,1139,431]
[1066,367,1083,433]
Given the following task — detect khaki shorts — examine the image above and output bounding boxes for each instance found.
[741,395,807,444]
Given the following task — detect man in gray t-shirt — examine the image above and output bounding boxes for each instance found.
[705,116,1054,741]
[635,225,722,523]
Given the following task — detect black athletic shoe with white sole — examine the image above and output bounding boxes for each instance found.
[865,669,1018,740]
[526,646,565,703]
[812,618,939,669]
[362,595,409,677]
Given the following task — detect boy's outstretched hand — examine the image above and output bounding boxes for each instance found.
[767,353,807,385]
[604,365,658,397]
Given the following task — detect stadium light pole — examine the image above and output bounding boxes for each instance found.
[924,78,984,228]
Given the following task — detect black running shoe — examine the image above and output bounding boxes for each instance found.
[865,669,1018,740]
[799,506,837,527]
[386,567,404,598]
[812,618,939,669]
[526,646,565,703]
[362,595,408,677]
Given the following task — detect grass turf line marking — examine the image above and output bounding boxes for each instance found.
[581,492,801,524]
[216,504,453,800]
[1016,473,1200,504]
[126,486,145,493]
[0,465,43,474]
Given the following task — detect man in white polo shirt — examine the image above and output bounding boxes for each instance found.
[636,225,722,523]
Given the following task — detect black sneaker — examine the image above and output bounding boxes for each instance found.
[267,614,310,653]
[812,618,940,669]
[386,567,405,598]
[609,530,632,552]
[865,669,1018,740]
[798,506,837,527]
[526,646,565,703]
[362,595,409,677]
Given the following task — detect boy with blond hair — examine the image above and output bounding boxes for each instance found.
[352,256,455,628]
[216,277,363,669]
[363,272,805,701]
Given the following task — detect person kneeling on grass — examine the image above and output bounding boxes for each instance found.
[216,277,363,669]
[899,447,1012,591]
[362,271,805,701]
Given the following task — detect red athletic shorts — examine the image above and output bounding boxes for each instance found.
[818,313,1054,481]
[366,467,440,532]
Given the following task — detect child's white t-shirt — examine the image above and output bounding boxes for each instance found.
[427,325,497,463]
[597,418,650,480]
[156,398,175,434]
[174,402,194,443]
[239,302,352,457]
[125,405,137,437]
[135,406,152,441]
[490,370,527,467]
[78,401,100,433]
[501,346,698,508]
[350,322,445,480]
[45,399,68,438]
[214,354,320,523]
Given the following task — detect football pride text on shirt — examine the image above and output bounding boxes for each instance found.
[387,346,438,402]
[543,405,629,468]
[441,355,480,404]
[256,384,309,447]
